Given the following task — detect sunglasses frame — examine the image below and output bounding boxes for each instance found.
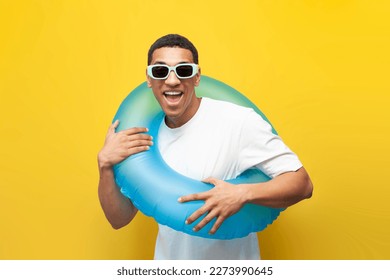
[147,63,199,80]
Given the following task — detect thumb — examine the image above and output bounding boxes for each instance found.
[109,120,120,133]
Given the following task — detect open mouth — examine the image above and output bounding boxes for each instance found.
[163,91,183,104]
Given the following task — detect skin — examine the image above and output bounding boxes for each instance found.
[180,168,313,234]
[146,47,201,128]
[98,46,313,233]
[98,123,151,229]
[97,47,201,229]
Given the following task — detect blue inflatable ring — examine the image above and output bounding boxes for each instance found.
[113,76,284,239]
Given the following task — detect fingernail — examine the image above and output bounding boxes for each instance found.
[193,227,198,232]
[185,220,188,224]
[177,197,182,202]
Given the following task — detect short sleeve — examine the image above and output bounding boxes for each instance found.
[238,109,303,178]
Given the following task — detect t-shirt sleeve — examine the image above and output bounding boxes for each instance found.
[238,109,303,178]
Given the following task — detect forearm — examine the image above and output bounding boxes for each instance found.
[243,167,313,208]
[98,162,138,229]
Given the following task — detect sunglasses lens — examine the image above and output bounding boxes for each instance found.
[176,65,194,78]
[152,66,169,78]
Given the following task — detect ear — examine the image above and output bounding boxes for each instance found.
[194,67,201,87]
[146,69,152,88]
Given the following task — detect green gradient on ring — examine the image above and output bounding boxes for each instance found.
[113,75,283,239]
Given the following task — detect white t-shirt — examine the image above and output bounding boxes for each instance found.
[154,97,302,260]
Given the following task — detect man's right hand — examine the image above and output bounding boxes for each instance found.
[97,120,152,229]
[98,120,153,169]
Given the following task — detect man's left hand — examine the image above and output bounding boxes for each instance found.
[178,178,247,235]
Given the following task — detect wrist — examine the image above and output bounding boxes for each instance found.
[240,184,254,203]
[97,152,113,170]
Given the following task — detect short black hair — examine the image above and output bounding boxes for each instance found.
[147,34,198,65]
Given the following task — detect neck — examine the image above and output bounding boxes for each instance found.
[165,97,202,128]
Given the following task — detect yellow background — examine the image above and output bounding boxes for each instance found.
[1,0,389,259]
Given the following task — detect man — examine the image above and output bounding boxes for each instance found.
[98,34,313,259]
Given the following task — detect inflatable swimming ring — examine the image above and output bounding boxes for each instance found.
[113,76,284,239]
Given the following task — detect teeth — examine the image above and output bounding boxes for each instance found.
[164,91,182,96]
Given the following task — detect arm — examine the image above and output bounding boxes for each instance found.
[98,164,138,229]
[98,120,153,229]
[179,167,313,234]
[244,167,313,208]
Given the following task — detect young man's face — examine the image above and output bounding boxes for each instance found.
[147,47,201,128]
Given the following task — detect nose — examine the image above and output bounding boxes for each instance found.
[164,70,181,86]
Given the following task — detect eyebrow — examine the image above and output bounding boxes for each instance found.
[152,61,191,65]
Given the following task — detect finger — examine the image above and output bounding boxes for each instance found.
[108,120,119,133]
[208,215,226,235]
[185,204,210,225]
[192,210,218,232]
[122,127,149,136]
[127,139,153,149]
[127,133,153,142]
[202,177,221,186]
[128,145,150,156]
[178,191,208,203]
[113,119,119,128]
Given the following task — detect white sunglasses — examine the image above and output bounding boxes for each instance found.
[147,63,198,80]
